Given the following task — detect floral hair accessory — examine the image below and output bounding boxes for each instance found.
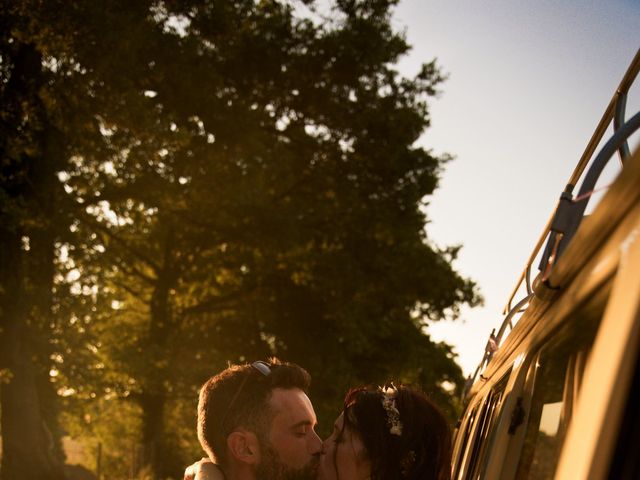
[379,384,402,436]
[401,450,416,477]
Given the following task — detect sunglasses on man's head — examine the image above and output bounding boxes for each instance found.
[251,360,272,377]
[221,361,273,433]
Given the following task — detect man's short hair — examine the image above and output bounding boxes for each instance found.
[197,358,311,466]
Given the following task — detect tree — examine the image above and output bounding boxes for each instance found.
[0,1,179,477]
[1,1,481,478]
[0,19,71,480]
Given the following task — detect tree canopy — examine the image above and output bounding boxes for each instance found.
[0,1,481,478]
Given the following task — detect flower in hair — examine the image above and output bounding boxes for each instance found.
[379,384,403,436]
[401,450,416,477]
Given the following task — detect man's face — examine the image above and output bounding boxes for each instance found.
[255,388,322,480]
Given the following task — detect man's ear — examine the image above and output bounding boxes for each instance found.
[227,430,261,465]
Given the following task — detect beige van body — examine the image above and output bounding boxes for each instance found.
[452,50,640,480]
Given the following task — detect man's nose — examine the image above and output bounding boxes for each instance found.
[309,430,323,454]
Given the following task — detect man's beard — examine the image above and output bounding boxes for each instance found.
[255,442,319,480]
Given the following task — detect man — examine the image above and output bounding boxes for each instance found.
[188,358,323,480]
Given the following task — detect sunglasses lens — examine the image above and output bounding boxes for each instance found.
[252,361,272,376]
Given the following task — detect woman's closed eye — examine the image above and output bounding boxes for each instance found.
[332,427,345,444]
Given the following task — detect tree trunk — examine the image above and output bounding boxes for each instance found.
[0,42,66,480]
[140,391,167,479]
[0,230,65,480]
[139,228,177,479]
[29,220,66,469]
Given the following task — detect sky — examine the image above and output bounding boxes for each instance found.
[390,0,640,376]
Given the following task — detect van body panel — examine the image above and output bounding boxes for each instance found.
[452,148,640,479]
[554,228,640,479]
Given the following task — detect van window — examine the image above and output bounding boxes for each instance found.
[607,345,640,478]
[466,373,510,479]
[514,306,601,479]
[452,405,479,478]
[453,373,510,480]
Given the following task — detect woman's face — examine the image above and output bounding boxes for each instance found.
[317,412,371,480]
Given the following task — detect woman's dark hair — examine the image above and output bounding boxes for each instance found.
[341,384,452,480]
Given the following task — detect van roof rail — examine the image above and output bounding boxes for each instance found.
[466,49,640,390]
[503,48,640,315]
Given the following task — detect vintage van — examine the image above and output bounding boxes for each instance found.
[451,49,640,479]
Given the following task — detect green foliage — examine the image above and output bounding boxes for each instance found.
[61,396,143,478]
[1,0,482,478]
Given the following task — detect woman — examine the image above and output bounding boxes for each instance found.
[185,383,452,480]
[318,384,452,480]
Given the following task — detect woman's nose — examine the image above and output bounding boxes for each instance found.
[321,437,333,455]
[319,438,328,455]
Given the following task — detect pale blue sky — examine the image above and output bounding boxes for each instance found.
[392,0,640,375]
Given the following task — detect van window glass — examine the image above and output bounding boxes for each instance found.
[452,405,479,478]
[608,345,640,478]
[467,372,510,479]
[514,301,602,480]
[462,392,495,479]
[453,373,511,480]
